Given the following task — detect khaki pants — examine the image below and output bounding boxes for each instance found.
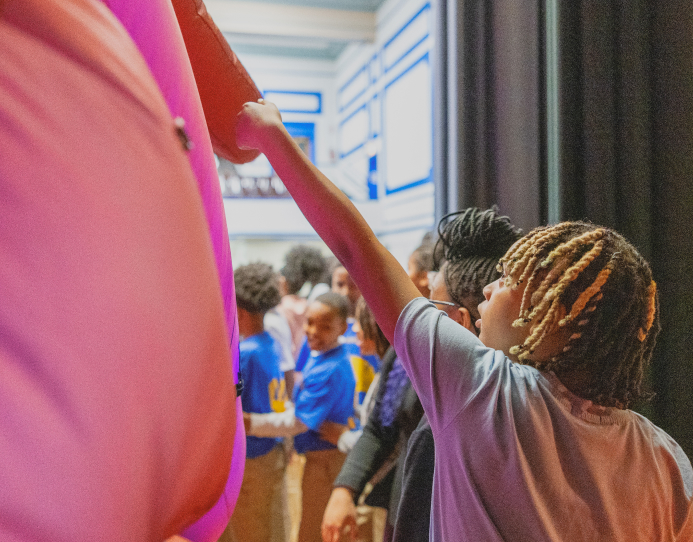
[219,444,286,542]
[297,448,346,542]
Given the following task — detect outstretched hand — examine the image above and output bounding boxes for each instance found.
[235,99,283,152]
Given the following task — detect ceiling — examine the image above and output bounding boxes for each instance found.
[206,0,389,60]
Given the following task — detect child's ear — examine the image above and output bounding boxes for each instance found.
[454,307,477,335]
[339,320,348,336]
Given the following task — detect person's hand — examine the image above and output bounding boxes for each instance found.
[321,487,357,542]
[235,99,283,152]
[319,420,349,446]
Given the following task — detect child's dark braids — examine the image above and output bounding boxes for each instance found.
[434,207,523,313]
[499,222,659,408]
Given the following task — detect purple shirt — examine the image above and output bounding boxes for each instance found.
[395,298,693,541]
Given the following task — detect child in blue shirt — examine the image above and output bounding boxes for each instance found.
[219,263,288,542]
[246,291,356,542]
[295,265,380,408]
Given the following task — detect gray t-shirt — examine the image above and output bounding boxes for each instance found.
[394,297,693,541]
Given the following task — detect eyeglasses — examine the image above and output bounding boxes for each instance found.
[429,299,458,307]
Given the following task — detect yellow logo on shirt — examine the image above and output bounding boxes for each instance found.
[268,378,287,413]
[350,355,376,395]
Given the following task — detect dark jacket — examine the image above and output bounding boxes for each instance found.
[333,346,424,524]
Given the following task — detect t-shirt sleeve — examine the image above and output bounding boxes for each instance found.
[393,297,508,431]
[294,371,338,432]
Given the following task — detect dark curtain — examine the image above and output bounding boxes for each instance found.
[435,0,693,458]
[433,0,542,232]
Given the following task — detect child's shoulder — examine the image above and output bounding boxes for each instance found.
[304,345,352,383]
[240,331,277,354]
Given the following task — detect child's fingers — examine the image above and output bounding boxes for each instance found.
[320,524,339,542]
[236,100,282,150]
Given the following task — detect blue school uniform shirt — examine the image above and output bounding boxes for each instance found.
[293,344,356,453]
[295,321,380,420]
[240,331,287,459]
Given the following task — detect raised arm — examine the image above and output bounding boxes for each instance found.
[236,101,421,343]
[245,406,309,438]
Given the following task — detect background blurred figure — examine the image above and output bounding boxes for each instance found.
[321,241,436,542]
[246,293,357,542]
[406,243,435,301]
[280,246,329,359]
[222,263,288,542]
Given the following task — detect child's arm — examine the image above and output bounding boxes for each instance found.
[236,101,422,344]
[245,405,309,438]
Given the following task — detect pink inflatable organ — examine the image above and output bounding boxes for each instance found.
[105,0,266,538]
[0,0,259,538]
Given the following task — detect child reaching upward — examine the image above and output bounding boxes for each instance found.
[237,100,692,541]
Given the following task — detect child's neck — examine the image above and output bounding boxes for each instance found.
[317,340,340,354]
[240,312,266,338]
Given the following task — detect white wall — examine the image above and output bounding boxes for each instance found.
[225,0,436,269]
[335,0,436,264]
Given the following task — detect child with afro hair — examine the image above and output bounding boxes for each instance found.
[220,262,288,542]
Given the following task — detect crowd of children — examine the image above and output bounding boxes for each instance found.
[225,245,399,542]
[228,98,692,542]
[215,99,693,542]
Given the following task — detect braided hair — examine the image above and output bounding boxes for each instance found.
[434,207,523,318]
[234,262,281,314]
[499,222,659,408]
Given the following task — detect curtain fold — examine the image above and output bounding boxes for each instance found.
[434,0,542,232]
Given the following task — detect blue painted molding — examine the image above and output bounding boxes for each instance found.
[383,3,431,73]
[338,103,369,159]
[383,52,433,195]
[337,65,369,113]
[385,175,432,196]
[263,90,322,114]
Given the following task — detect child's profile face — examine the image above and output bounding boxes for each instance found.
[477,267,531,359]
[304,301,347,353]
[407,256,430,298]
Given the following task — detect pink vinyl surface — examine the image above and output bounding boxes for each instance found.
[0,0,236,539]
[105,0,245,537]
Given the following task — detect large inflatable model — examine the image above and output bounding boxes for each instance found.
[105,0,262,537]
[0,0,258,539]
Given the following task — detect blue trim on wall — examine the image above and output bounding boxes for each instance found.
[385,175,432,196]
[284,122,315,163]
[338,103,369,159]
[383,52,432,195]
[383,3,431,73]
[368,154,378,200]
[338,65,369,113]
[369,54,379,84]
[370,93,381,138]
[263,90,322,114]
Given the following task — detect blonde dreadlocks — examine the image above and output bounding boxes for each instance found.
[498,222,659,408]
